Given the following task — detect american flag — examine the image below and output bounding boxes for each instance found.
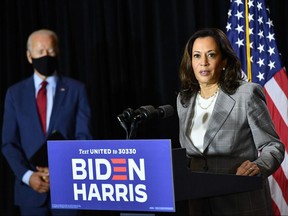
[226,0,288,215]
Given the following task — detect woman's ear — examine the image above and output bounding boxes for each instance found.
[222,58,227,70]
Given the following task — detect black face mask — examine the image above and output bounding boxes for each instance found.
[32,56,58,76]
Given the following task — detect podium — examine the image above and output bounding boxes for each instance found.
[47,140,262,215]
[121,148,263,216]
[172,148,262,201]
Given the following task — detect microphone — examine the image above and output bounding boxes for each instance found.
[117,105,155,122]
[117,108,134,122]
[155,104,174,119]
[117,104,175,139]
[133,104,174,122]
[133,105,156,122]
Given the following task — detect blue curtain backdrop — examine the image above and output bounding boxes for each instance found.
[1,0,287,215]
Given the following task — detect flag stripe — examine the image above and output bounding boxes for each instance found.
[271,165,288,203]
[264,87,288,143]
[271,200,281,216]
[273,68,288,98]
[268,175,288,215]
[282,150,288,180]
[264,74,288,127]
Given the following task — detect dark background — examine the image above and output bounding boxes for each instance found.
[1,0,287,215]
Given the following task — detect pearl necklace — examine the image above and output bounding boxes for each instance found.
[197,88,219,110]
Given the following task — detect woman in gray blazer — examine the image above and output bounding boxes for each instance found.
[177,28,284,215]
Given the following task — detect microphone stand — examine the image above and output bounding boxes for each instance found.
[117,116,130,139]
[117,116,141,139]
[128,119,142,139]
[128,109,151,139]
[117,107,152,140]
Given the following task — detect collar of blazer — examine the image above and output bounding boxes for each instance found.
[180,89,236,153]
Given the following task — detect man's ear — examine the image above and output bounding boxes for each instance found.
[26,50,32,64]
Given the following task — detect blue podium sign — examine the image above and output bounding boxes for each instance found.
[47,139,175,212]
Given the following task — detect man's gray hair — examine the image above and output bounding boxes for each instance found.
[26,29,58,52]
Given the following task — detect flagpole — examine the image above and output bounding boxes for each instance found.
[245,0,252,82]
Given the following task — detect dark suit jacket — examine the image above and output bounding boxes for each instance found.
[2,75,93,207]
[177,81,284,215]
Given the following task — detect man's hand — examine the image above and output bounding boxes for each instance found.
[29,166,50,193]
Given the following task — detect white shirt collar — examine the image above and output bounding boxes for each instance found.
[33,73,57,89]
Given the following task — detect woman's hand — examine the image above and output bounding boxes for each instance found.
[236,160,260,176]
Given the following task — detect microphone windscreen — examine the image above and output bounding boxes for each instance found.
[139,105,155,113]
[138,105,156,119]
[158,104,174,119]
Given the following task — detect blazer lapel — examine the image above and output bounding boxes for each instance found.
[182,94,205,153]
[203,90,235,151]
[24,77,46,136]
[47,78,67,134]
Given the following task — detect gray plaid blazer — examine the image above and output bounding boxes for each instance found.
[177,81,284,215]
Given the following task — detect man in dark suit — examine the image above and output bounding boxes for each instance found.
[1,29,93,215]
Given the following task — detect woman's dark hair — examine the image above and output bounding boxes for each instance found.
[179,28,244,105]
